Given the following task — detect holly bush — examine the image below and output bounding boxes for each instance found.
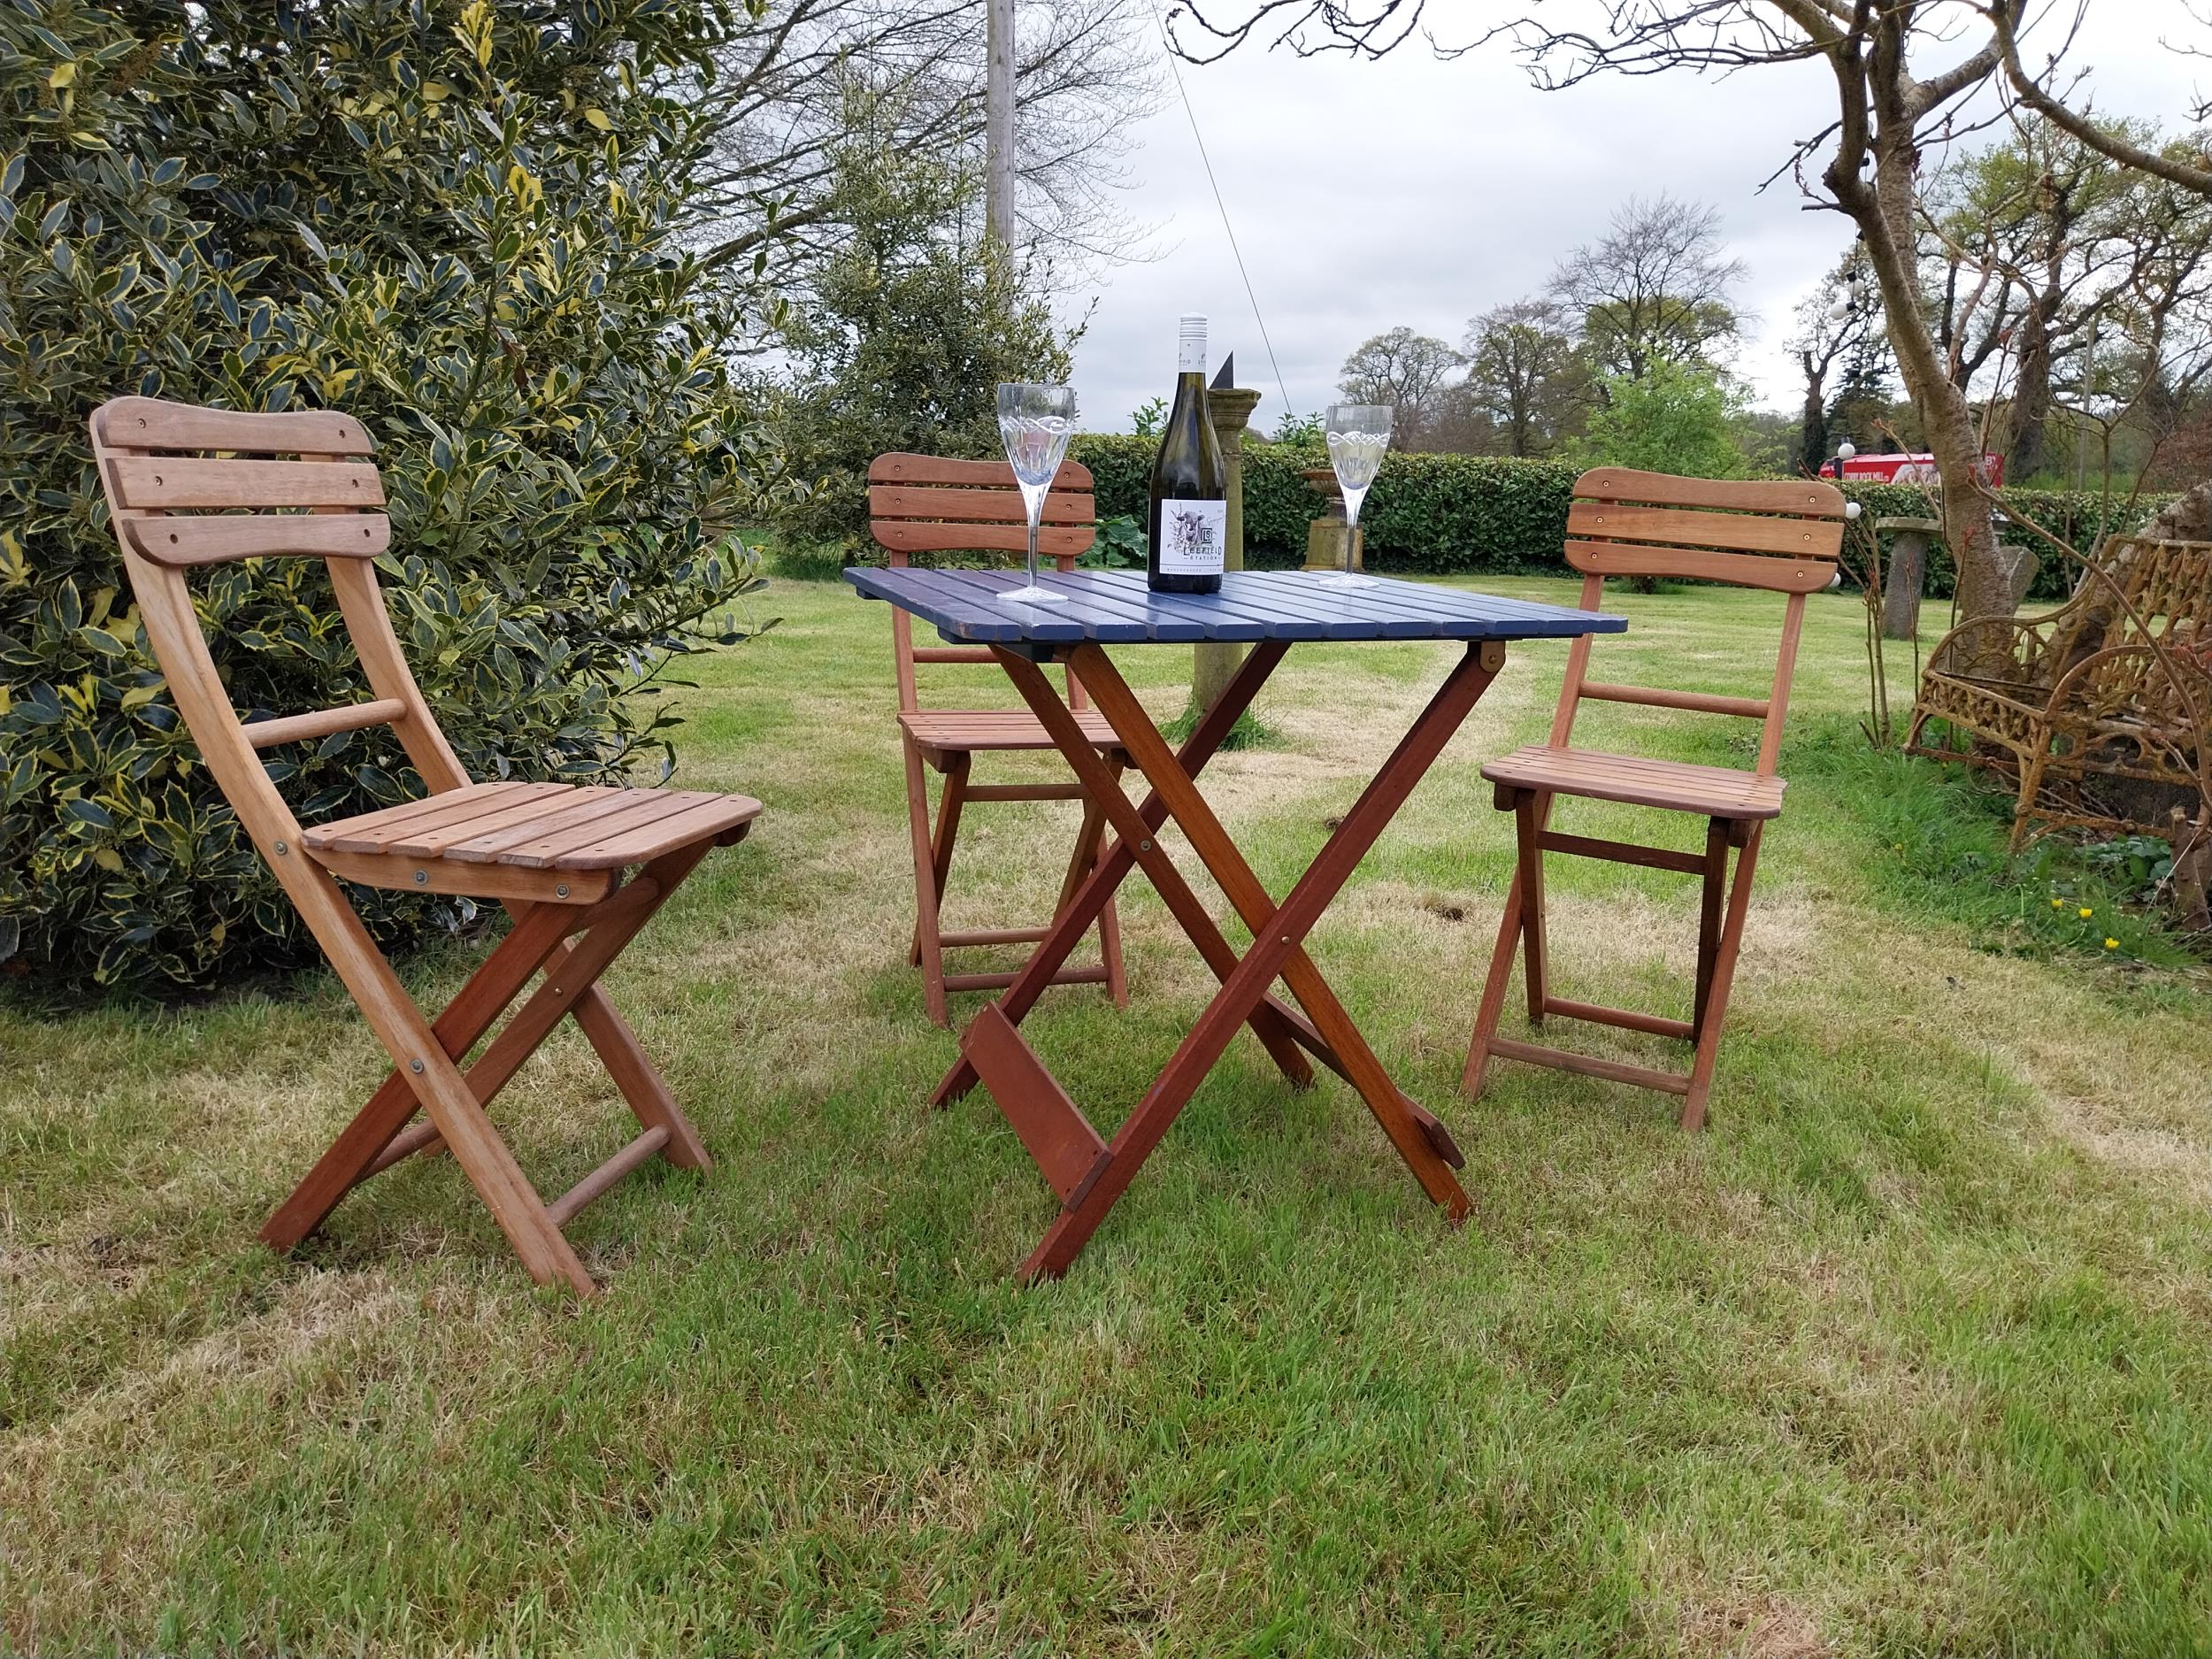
[0,0,779,993]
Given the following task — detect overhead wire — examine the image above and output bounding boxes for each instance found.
[1152,5,1295,420]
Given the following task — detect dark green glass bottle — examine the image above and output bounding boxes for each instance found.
[1147,314,1226,595]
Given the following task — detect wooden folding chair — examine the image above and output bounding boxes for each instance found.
[867,453,1128,1025]
[92,396,760,1294]
[1462,467,1844,1130]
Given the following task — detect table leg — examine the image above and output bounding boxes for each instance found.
[930,641,1294,1108]
[1020,641,1505,1281]
[1071,644,1478,1206]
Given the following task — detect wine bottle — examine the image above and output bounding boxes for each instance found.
[1147,314,1227,595]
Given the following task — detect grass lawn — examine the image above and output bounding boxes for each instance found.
[6,572,2210,1656]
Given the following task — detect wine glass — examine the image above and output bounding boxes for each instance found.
[997,382,1078,605]
[1319,403,1392,589]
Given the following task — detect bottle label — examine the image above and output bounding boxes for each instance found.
[1156,498,1227,575]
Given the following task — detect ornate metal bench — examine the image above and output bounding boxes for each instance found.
[1906,535,2211,848]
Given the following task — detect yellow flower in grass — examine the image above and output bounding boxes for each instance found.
[2105,937,2120,950]
[2078,906,2094,918]
[2050,897,2065,910]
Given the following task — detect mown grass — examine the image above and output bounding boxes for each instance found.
[5,574,2209,1657]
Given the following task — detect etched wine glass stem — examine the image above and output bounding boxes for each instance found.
[1025,495,1043,589]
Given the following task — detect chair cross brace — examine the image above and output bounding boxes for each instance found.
[931,636,1500,1280]
[259,839,726,1288]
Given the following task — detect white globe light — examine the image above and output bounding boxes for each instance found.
[1830,302,1852,320]
[1837,441,1856,460]
[1843,500,1863,520]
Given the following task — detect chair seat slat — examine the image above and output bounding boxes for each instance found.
[304,783,570,853]
[554,795,761,869]
[438,788,653,863]
[382,787,628,859]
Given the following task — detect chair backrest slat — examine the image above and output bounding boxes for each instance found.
[104,456,386,511]
[92,396,373,457]
[870,482,1095,526]
[866,451,1098,712]
[90,396,471,860]
[1553,466,1847,779]
[120,510,393,567]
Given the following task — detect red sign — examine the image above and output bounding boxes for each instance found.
[1823,451,2005,488]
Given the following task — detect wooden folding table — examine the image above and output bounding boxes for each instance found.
[845,566,1624,1280]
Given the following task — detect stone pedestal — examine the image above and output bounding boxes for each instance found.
[1192,387,1263,716]
[1874,516,1939,641]
[2000,545,2040,609]
[1302,467,1364,575]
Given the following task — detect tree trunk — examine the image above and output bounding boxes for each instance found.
[2004,297,2053,482]
[1835,130,2008,655]
[1879,526,1928,640]
[1799,351,1830,475]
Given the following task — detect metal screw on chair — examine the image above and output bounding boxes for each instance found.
[273,840,288,855]
[1139,840,1153,853]
[414,869,428,885]
[555,883,571,898]
[409,1059,425,1074]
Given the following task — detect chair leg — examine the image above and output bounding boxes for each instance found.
[1461,865,1523,1099]
[1692,817,1731,1038]
[1514,791,1550,1025]
[2008,746,2051,854]
[911,751,969,965]
[261,898,579,1251]
[1681,822,1763,1132]
[1059,750,1127,1007]
[903,734,950,1025]
[572,988,711,1171]
[277,871,595,1293]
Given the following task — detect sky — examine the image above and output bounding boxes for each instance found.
[1064,1,2211,434]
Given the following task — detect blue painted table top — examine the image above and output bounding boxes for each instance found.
[844,567,1626,651]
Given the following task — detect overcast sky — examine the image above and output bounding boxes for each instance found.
[1064,3,2209,433]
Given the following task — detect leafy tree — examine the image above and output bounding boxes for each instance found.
[1571,359,1748,480]
[1461,298,1589,457]
[1337,326,1463,449]
[1,0,775,991]
[761,110,1078,544]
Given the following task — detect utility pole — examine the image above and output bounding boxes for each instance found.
[985,0,1016,246]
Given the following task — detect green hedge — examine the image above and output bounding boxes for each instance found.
[1068,435,2170,598]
